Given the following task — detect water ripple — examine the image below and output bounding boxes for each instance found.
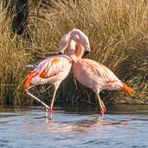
[0,105,148,148]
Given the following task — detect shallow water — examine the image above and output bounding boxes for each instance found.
[0,105,148,148]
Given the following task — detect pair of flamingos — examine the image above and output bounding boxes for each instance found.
[24,29,135,119]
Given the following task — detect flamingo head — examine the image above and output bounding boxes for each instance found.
[82,40,90,57]
[83,47,90,57]
[58,32,71,55]
[71,28,90,56]
[77,42,90,58]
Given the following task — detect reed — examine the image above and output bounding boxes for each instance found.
[0,0,147,105]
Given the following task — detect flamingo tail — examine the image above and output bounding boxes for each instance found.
[122,82,136,96]
[24,74,33,89]
[24,72,38,89]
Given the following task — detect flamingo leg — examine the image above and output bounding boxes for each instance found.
[96,94,106,116]
[48,86,58,119]
[25,88,49,109]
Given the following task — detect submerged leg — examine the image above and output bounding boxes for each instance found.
[96,94,106,116]
[48,86,58,119]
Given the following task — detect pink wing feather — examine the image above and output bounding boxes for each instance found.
[24,55,71,88]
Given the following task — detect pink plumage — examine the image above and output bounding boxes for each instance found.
[24,28,91,119]
[24,28,135,118]
[24,55,72,119]
[68,39,135,115]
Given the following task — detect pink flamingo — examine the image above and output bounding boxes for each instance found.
[24,29,90,119]
[58,35,135,116]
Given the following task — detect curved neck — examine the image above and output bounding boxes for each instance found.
[76,43,84,59]
[68,40,84,62]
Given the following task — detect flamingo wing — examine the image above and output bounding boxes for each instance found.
[33,55,71,78]
[86,59,119,81]
[25,55,72,88]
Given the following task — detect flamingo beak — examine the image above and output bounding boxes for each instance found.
[83,50,90,57]
[58,51,64,55]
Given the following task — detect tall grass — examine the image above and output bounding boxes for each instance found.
[0,0,147,105]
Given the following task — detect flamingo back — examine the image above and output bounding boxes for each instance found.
[72,58,121,93]
[25,55,72,88]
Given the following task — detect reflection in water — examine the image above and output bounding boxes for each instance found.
[42,116,128,133]
[0,105,148,148]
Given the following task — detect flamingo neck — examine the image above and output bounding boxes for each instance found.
[76,43,84,59]
[68,49,78,63]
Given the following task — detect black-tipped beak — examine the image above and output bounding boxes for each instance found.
[58,52,64,55]
[83,50,90,57]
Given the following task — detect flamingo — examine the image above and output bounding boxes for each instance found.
[24,29,90,119]
[58,32,135,116]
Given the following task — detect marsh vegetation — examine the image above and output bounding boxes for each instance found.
[0,0,147,105]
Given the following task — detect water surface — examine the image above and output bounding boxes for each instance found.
[0,105,148,148]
